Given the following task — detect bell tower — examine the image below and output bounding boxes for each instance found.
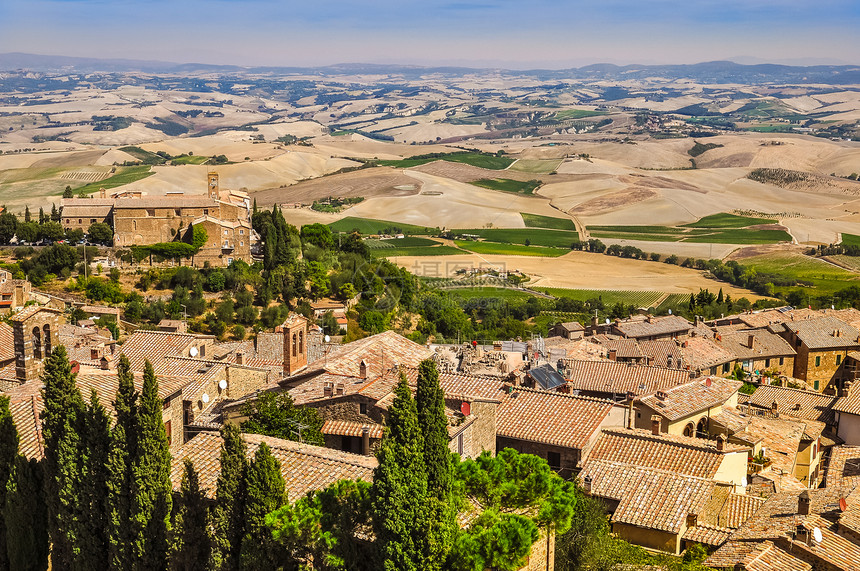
[281,313,309,376]
[207,172,220,199]
[12,306,64,383]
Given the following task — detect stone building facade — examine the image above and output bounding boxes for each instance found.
[12,306,64,383]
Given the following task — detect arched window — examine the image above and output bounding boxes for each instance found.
[32,327,42,360]
[292,333,297,357]
[697,417,708,438]
[43,324,51,356]
[299,331,303,355]
[683,423,694,437]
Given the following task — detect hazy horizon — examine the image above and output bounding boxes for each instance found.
[1,0,858,69]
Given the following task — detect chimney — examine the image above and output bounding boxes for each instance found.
[748,334,756,349]
[656,390,668,401]
[361,426,370,456]
[582,474,592,495]
[716,434,725,451]
[646,315,653,324]
[628,403,637,429]
[236,351,244,365]
[359,360,368,378]
[771,401,779,416]
[323,382,333,398]
[608,348,617,361]
[667,355,673,368]
[844,381,853,398]
[591,315,599,328]
[651,415,661,435]
[99,187,106,198]
[798,490,811,516]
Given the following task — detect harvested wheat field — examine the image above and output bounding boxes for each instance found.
[253,166,422,206]
[392,250,765,298]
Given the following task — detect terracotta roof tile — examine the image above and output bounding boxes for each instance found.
[0,324,13,363]
[716,329,796,360]
[119,330,211,371]
[705,540,811,571]
[825,445,860,491]
[9,395,44,460]
[679,336,736,371]
[639,377,741,421]
[559,359,693,396]
[580,459,714,533]
[613,315,694,339]
[683,524,733,546]
[321,420,383,439]
[497,388,615,450]
[170,432,376,501]
[783,315,860,350]
[586,428,737,480]
[747,385,837,425]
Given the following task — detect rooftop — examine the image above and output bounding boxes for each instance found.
[560,359,693,396]
[783,315,860,350]
[639,376,741,421]
[613,315,694,339]
[825,445,860,490]
[716,329,797,360]
[746,385,837,425]
[169,432,376,501]
[497,388,616,450]
[678,336,737,371]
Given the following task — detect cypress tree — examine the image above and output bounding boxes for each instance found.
[80,390,112,570]
[40,345,85,570]
[717,288,724,304]
[0,395,18,571]
[5,455,49,571]
[50,203,59,222]
[212,424,248,571]
[239,442,286,570]
[372,372,427,571]
[130,360,173,570]
[108,354,138,569]
[416,359,455,570]
[38,207,45,225]
[263,223,278,271]
[170,460,211,571]
[23,206,30,223]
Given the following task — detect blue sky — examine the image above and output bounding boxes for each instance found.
[1,0,858,67]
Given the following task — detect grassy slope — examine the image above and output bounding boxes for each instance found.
[471,178,540,194]
[74,166,154,195]
[740,251,860,294]
[456,228,579,247]
[376,152,514,170]
[533,287,664,307]
[329,217,435,235]
[454,241,568,257]
[521,213,577,230]
[682,213,777,228]
[508,159,563,174]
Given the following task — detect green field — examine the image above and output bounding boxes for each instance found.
[588,222,791,244]
[454,241,568,257]
[169,154,210,165]
[842,233,860,246]
[447,287,535,301]
[376,152,515,170]
[656,293,693,312]
[74,166,154,196]
[555,109,604,120]
[470,178,541,194]
[682,213,777,228]
[508,159,563,174]
[365,237,440,249]
[521,213,577,230]
[118,146,166,164]
[372,245,462,257]
[740,251,860,294]
[455,228,579,248]
[534,287,665,308]
[828,255,860,272]
[329,217,435,236]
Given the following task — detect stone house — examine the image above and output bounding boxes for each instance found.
[779,316,860,392]
[557,358,694,399]
[0,270,31,314]
[716,329,796,378]
[549,321,584,340]
[609,314,694,341]
[635,376,742,438]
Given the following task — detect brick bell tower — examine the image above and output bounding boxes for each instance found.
[281,313,309,376]
[207,172,220,199]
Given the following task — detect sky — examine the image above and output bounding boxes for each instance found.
[0,0,858,68]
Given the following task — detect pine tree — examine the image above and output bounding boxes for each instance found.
[5,456,49,571]
[0,395,18,571]
[212,424,248,571]
[239,442,286,570]
[79,390,112,570]
[415,359,455,570]
[108,354,138,568]
[372,372,427,571]
[23,206,30,223]
[170,460,212,571]
[252,198,257,215]
[40,345,85,570]
[130,360,173,570]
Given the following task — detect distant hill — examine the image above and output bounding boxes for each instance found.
[1,52,859,84]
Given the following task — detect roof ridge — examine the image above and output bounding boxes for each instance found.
[602,427,723,452]
[586,458,716,484]
[510,386,615,405]
[242,433,376,470]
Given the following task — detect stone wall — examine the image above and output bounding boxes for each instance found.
[496,436,579,472]
[162,391,185,453]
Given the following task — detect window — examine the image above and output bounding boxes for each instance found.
[815,356,821,367]
[174,209,181,216]
[240,241,244,246]
[90,218,96,224]
[547,451,561,468]
[814,380,820,391]
[837,354,842,365]
[78,218,82,224]
[684,423,694,437]
[146,209,155,217]
[163,398,170,410]
[239,229,244,235]
[458,433,465,456]
[723,362,730,373]
[779,357,785,366]
[224,229,228,235]
[165,421,172,445]
[360,403,367,415]
[203,209,209,215]
[765,358,771,368]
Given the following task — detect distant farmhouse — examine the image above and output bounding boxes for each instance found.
[60,172,255,266]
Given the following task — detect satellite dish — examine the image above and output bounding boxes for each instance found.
[668,309,672,315]
[324,334,331,343]
[832,304,836,310]
[741,477,748,487]
[218,379,227,390]
[813,527,823,543]
[189,347,199,357]
[840,497,848,512]
[605,318,610,324]
[201,393,210,403]
[461,402,471,416]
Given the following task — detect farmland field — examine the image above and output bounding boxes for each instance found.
[365,237,440,249]
[555,109,604,120]
[842,233,860,246]
[329,217,436,235]
[521,213,577,230]
[734,251,860,294]
[74,166,154,195]
[533,287,665,307]
[455,228,579,247]
[508,159,563,174]
[169,154,210,165]
[470,178,540,194]
[445,287,535,301]
[376,152,515,170]
[588,224,791,244]
[682,212,777,228]
[371,245,462,257]
[454,241,568,257]
[656,293,693,312]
